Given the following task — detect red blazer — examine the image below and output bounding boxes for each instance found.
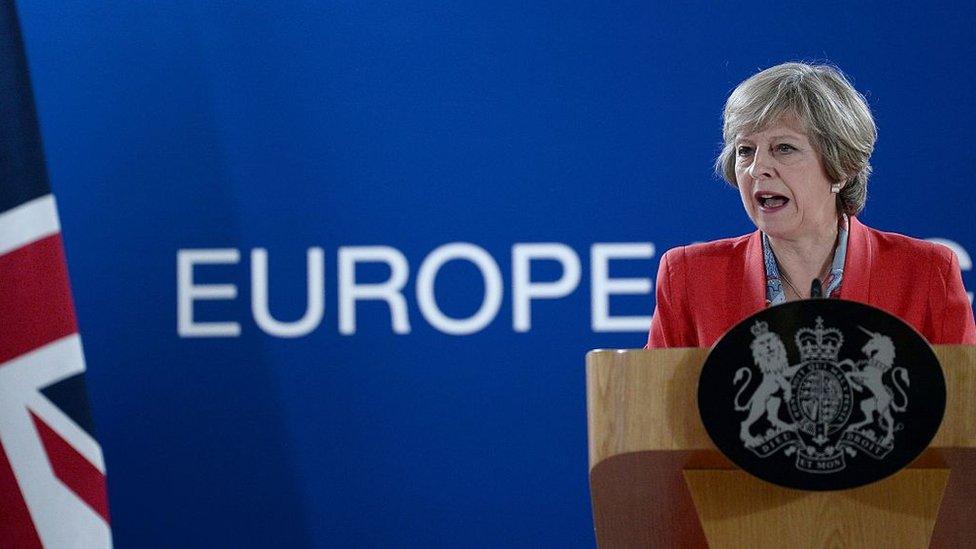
[646,216,976,348]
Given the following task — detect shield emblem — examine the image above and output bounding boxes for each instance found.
[697,299,945,490]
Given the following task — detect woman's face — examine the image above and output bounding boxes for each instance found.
[733,115,839,241]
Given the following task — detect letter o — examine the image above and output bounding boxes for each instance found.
[416,243,503,335]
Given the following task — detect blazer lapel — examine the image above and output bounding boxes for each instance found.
[738,230,767,318]
[838,216,873,303]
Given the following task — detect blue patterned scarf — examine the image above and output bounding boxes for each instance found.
[763,215,849,305]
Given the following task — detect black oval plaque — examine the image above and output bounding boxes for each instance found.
[698,299,946,491]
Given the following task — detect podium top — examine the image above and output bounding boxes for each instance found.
[586,345,976,471]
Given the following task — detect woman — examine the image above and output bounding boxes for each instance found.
[646,62,976,348]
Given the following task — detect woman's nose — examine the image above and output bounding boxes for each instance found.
[748,151,773,180]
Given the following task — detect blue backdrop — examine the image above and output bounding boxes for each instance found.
[16,2,976,546]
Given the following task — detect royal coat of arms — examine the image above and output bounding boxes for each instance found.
[733,317,910,473]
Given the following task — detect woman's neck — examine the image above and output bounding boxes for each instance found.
[767,218,840,299]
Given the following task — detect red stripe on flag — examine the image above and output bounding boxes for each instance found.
[0,435,44,548]
[0,234,78,365]
[30,411,110,523]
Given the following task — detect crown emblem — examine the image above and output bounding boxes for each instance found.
[795,317,843,361]
[750,320,770,337]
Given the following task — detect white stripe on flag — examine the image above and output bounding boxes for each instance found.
[0,335,111,547]
[0,335,104,472]
[0,194,61,257]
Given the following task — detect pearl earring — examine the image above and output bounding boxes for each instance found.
[831,182,842,194]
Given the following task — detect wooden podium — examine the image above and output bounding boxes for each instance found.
[586,346,976,548]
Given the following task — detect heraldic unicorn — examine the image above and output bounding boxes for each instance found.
[732,317,910,474]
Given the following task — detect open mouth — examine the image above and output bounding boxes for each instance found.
[755,192,789,211]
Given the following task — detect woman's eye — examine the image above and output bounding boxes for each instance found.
[776,144,796,153]
[736,146,754,157]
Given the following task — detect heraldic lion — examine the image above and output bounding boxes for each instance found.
[734,322,802,447]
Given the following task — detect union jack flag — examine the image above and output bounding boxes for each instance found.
[0,2,112,547]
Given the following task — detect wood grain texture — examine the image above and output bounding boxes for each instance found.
[586,345,976,548]
[587,346,976,468]
[586,348,709,468]
[684,469,948,549]
[932,346,976,446]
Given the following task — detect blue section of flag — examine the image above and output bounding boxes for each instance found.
[40,373,96,439]
[0,0,50,215]
[0,2,111,544]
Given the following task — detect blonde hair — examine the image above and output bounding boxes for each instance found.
[715,62,877,215]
